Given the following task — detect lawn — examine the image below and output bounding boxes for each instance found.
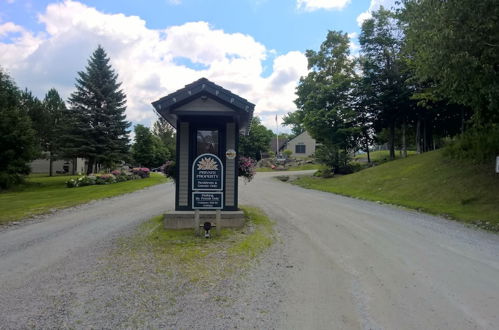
[354,150,417,163]
[0,173,168,225]
[293,150,499,231]
[115,206,274,285]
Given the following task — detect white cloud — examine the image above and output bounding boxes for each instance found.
[356,0,396,26]
[0,0,308,128]
[297,0,351,12]
[347,32,360,56]
[356,12,372,26]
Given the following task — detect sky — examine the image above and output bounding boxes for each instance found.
[0,0,395,132]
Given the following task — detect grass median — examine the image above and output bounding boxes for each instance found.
[114,206,275,286]
[0,173,168,225]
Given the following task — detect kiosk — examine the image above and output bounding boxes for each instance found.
[152,78,254,229]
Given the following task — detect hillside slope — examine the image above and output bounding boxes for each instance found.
[293,150,499,231]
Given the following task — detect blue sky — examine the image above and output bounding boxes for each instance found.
[0,0,393,131]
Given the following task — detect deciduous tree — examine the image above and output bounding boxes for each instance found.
[0,70,38,188]
[239,117,273,160]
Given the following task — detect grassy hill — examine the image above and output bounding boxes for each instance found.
[293,150,499,231]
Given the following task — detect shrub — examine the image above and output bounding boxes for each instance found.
[444,126,499,163]
[95,174,116,185]
[162,161,176,179]
[239,157,257,182]
[283,149,293,158]
[132,167,150,178]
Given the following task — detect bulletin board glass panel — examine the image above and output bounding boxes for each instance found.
[197,130,219,156]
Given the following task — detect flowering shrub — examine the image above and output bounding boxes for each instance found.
[95,173,116,185]
[66,169,149,188]
[132,167,150,178]
[238,156,257,182]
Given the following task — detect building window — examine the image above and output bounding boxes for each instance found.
[295,144,306,154]
[197,130,219,156]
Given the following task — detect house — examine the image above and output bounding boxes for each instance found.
[285,131,316,158]
[30,157,87,175]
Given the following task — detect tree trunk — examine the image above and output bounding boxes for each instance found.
[87,158,94,175]
[389,122,396,160]
[402,119,407,158]
[365,136,371,164]
[49,152,53,177]
[416,119,421,153]
[423,120,428,152]
[460,107,465,135]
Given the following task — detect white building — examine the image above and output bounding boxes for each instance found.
[30,158,87,175]
[285,131,317,158]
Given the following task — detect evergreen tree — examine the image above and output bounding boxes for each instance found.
[42,88,67,176]
[0,69,38,189]
[64,46,130,173]
[19,89,47,151]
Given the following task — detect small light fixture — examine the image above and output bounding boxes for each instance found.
[201,95,208,102]
[202,221,215,238]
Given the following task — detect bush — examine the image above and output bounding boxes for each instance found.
[95,174,116,185]
[239,157,257,182]
[283,149,293,158]
[315,144,352,174]
[314,168,335,178]
[444,126,499,163]
[66,171,141,188]
[132,167,150,178]
[162,161,176,179]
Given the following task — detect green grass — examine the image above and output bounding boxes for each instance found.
[119,206,274,284]
[354,150,417,163]
[293,150,499,231]
[0,173,168,224]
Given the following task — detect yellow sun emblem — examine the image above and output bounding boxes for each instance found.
[197,157,219,170]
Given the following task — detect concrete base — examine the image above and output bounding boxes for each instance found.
[164,210,245,229]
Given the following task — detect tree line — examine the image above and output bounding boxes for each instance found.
[0,46,175,189]
[284,0,498,173]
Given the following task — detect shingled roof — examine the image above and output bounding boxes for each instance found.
[151,78,255,135]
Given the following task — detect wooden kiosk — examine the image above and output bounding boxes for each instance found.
[152,78,254,229]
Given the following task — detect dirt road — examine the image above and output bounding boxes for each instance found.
[240,171,499,329]
[1,171,498,329]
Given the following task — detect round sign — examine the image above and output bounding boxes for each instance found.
[225,149,237,160]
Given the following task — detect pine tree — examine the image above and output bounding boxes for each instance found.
[42,88,67,176]
[64,46,130,173]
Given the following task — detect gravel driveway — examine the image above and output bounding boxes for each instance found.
[1,171,499,329]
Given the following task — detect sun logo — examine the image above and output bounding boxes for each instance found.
[197,157,219,170]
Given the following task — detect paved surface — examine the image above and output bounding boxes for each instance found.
[240,171,499,329]
[1,171,499,329]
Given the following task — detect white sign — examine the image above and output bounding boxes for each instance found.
[496,156,499,173]
[225,149,237,160]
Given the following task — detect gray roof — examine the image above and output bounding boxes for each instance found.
[151,78,255,135]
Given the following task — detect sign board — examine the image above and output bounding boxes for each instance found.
[192,192,223,209]
[192,153,223,191]
[225,149,237,160]
[496,156,499,173]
